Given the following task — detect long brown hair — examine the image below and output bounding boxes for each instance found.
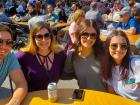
[101,30,131,80]
[76,19,104,59]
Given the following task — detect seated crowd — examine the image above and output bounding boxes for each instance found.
[0,0,140,104]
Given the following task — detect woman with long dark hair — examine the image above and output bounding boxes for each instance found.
[101,30,140,101]
[61,19,105,91]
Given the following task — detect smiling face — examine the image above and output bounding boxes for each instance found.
[34,27,51,52]
[109,35,128,64]
[80,27,96,48]
[0,31,12,62]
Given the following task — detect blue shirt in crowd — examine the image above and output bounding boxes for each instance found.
[115,17,140,34]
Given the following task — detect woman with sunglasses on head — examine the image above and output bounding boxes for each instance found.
[61,19,106,91]
[101,30,140,101]
[16,21,66,92]
[0,24,27,105]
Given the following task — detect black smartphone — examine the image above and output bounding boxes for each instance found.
[72,89,85,100]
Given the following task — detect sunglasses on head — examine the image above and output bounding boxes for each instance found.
[0,39,14,47]
[110,43,128,51]
[80,32,96,39]
[34,33,51,41]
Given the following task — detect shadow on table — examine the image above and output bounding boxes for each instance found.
[57,88,74,104]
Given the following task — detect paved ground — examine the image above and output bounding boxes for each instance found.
[0,77,79,99]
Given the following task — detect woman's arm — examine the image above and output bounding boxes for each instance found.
[6,69,28,105]
[61,51,76,80]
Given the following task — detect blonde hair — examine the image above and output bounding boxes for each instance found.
[21,21,64,55]
[71,9,85,23]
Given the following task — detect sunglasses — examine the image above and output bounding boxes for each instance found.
[80,32,96,39]
[34,33,51,41]
[0,39,14,47]
[110,43,128,51]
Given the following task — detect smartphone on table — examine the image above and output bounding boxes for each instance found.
[72,89,85,101]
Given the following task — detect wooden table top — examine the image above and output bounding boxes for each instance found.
[100,30,140,44]
[15,21,28,26]
[50,22,69,28]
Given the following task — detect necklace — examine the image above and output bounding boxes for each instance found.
[36,51,53,70]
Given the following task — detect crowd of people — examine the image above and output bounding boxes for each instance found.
[0,0,140,105]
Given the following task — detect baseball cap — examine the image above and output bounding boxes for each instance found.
[120,6,131,16]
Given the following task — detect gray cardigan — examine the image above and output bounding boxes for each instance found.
[61,50,106,91]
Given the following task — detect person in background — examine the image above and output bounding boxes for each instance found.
[16,21,66,92]
[67,2,82,24]
[64,2,72,17]
[128,0,136,8]
[131,6,140,23]
[34,0,42,15]
[66,9,85,54]
[58,8,67,23]
[0,24,27,105]
[0,2,13,23]
[135,38,140,49]
[85,1,104,29]
[45,4,58,23]
[115,6,140,34]
[11,0,36,22]
[101,30,140,101]
[16,0,26,16]
[28,10,45,29]
[54,1,63,16]
[61,19,105,91]
[5,0,15,16]
[110,2,123,22]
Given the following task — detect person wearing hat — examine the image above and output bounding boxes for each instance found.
[114,6,140,34]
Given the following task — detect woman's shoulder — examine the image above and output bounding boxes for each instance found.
[129,55,140,73]
[16,51,33,59]
[130,55,140,62]
[55,51,66,58]
[6,51,16,60]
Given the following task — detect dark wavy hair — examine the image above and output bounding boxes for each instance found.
[0,23,13,39]
[101,30,131,80]
[76,19,104,59]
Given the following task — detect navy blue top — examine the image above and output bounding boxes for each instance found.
[0,12,13,23]
[115,17,140,34]
[16,51,66,92]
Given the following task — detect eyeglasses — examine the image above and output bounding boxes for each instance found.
[110,43,128,51]
[80,32,96,40]
[34,33,51,41]
[0,39,14,47]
